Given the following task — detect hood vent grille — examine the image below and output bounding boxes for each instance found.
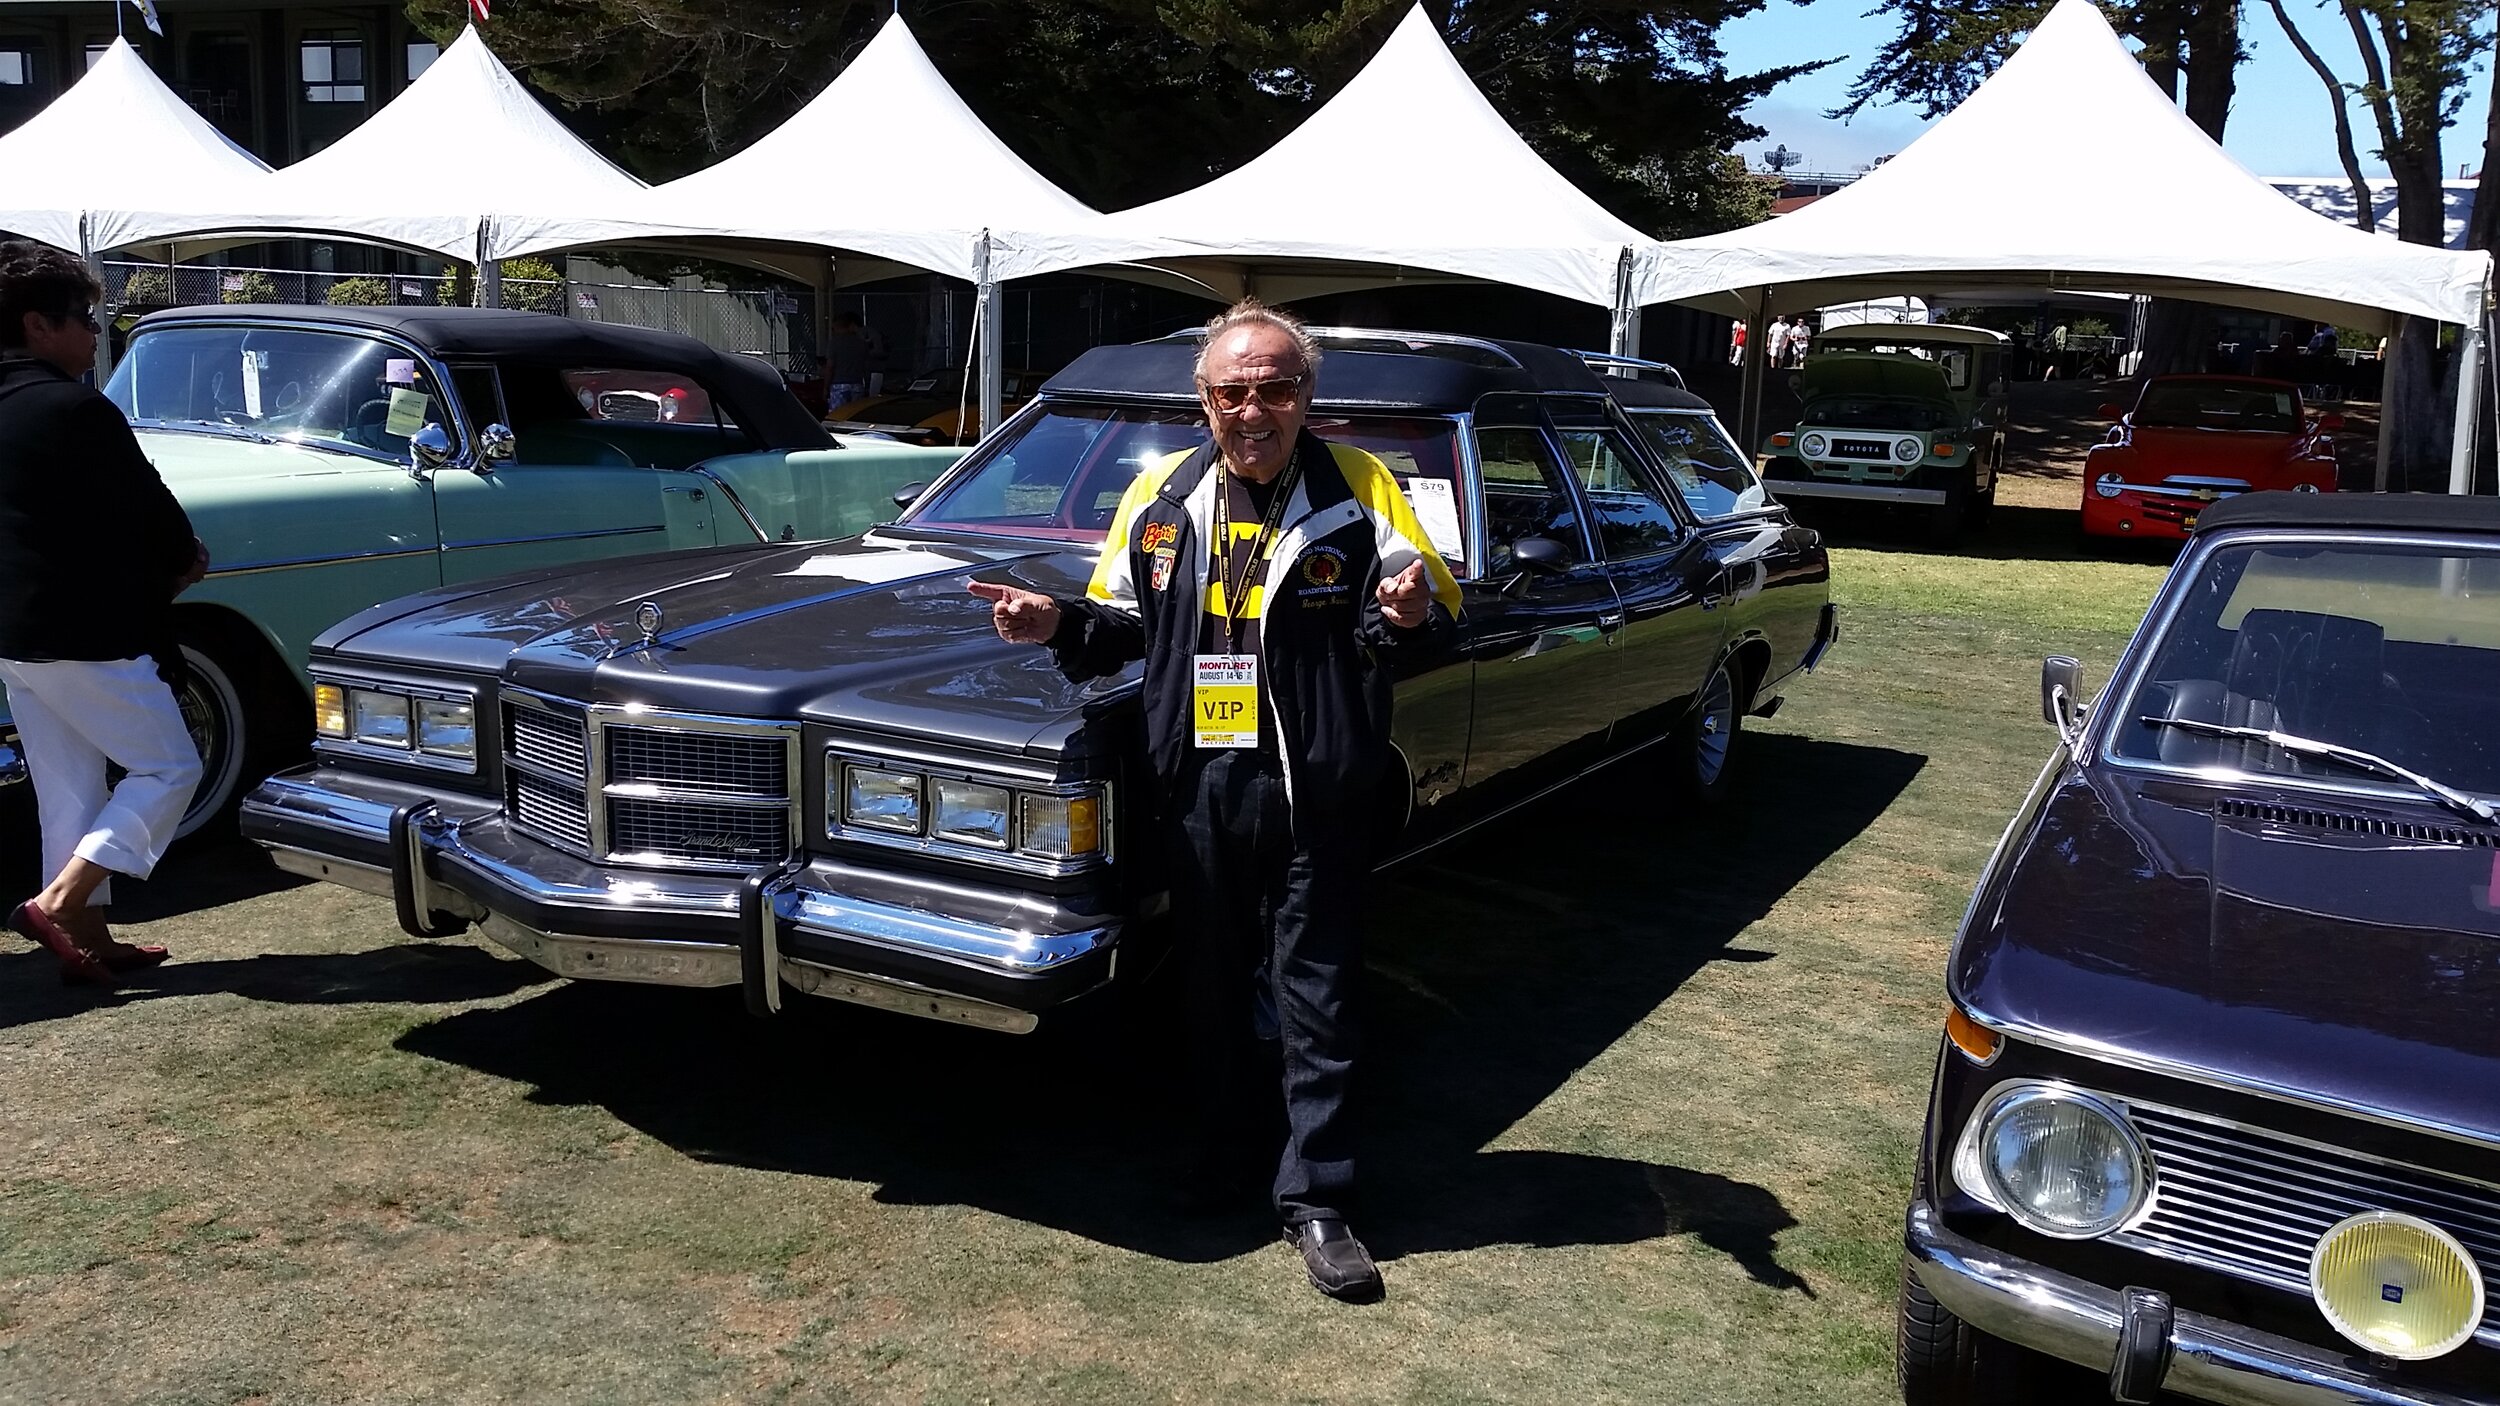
[2216,798,2498,848]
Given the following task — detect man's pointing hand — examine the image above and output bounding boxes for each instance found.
[968,580,1061,644]
[1376,560,1429,629]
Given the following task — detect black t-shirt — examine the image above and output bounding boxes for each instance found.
[1198,465,1287,751]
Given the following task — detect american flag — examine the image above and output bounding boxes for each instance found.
[469,0,490,22]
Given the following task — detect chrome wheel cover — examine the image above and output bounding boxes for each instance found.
[1694,666,1736,786]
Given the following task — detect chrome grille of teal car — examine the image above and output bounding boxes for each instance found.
[2112,1104,2500,1346]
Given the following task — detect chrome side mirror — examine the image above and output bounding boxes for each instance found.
[478,422,516,467]
[409,422,454,473]
[2041,655,2084,749]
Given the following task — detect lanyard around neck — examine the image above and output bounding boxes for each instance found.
[1213,448,1298,651]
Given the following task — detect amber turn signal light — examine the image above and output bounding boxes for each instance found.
[1769,433,1793,448]
[1946,1007,2001,1064]
[1932,443,1958,457]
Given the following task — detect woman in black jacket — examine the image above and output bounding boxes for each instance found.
[0,242,205,986]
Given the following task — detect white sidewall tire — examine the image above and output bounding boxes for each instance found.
[172,641,249,840]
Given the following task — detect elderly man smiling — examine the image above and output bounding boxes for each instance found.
[970,300,1459,1300]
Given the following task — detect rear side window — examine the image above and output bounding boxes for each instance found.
[1632,411,1770,519]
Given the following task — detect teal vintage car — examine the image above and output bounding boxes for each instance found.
[0,305,967,833]
[1758,322,2009,542]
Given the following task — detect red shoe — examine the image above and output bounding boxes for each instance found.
[8,902,116,987]
[99,941,170,972]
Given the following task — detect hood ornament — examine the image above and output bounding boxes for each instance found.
[605,600,672,661]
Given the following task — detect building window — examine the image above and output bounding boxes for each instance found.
[300,31,364,103]
[85,43,110,71]
[0,48,32,86]
[406,41,438,81]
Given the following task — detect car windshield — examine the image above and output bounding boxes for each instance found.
[905,402,1473,569]
[1629,410,1769,517]
[1799,395,1958,431]
[2113,541,2500,796]
[106,325,453,460]
[2137,381,2299,433]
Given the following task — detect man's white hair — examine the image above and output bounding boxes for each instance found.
[1194,298,1322,385]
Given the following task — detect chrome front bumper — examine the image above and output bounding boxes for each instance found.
[244,769,1126,1034]
[1771,478,1949,506]
[1906,1198,2496,1406]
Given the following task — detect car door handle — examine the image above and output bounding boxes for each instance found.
[1699,588,1725,611]
[1596,610,1625,632]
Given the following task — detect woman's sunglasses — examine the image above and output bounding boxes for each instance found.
[1199,374,1306,413]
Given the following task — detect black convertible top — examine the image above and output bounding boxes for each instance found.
[2194,490,2500,537]
[136,304,831,449]
[1042,330,1613,413]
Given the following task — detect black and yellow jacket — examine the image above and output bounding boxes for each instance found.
[1048,429,1462,841]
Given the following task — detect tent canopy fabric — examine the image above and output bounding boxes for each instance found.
[491,12,1101,281]
[1021,3,1648,308]
[100,26,646,262]
[1635,0,2491,332]
[0,39,270,254]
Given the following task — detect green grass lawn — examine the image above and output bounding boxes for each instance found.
[0,540,2169,1406]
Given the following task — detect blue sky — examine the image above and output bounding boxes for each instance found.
[1715,0,2495,180]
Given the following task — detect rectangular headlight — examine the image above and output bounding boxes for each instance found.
[842,765,923,833]
[1020,792,1102,859]
[313,682,348,739]
[349,689,412,748]
[416,698,476,759]
[932,778,1012,849]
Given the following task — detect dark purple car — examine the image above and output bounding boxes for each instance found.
[1903,492,2500,1405]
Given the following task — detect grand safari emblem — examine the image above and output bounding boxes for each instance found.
[635,600,665,646]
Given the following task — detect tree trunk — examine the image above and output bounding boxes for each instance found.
[2264,0,2373,230]
[2341,0,2452,488]
[2471,75,2500,254]
[2181,0,2240,140]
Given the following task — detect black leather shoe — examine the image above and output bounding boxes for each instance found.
[1284,1217,1384,1302]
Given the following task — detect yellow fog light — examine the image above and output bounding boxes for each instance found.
[1020,792,1102,859]
[313,682,348,738]
[2310,1211,2485,1360]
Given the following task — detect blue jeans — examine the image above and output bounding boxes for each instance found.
[1171,748,1366,1224]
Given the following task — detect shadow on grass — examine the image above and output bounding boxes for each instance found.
[393,731,1921,1281]
[0,826,308,921]
[1797,500,2182,567]
[0,941,550,1030]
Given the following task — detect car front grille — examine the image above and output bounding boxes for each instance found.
[500,696,795,871]
[1831,437,1893,460]
[2113,1104,2500,1346]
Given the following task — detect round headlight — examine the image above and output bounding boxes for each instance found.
[2311,1211,2485,1360]
[2095,471,2126,499]
[2293,481,2322,493]
[1895,436,1923,463]
[1799,433,1827,458]
[1973,1086,2151,1239]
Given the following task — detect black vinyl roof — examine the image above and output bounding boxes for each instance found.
[2195,490,2500,536]
[1041,330,1613,413]
[1603,378,1718,412]
[135,305,830,449]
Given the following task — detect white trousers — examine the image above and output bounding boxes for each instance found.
[0,655,203,906]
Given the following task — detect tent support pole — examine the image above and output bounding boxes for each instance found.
[476,220,502,309]
[2451,283,2491,494]
[1737,289,1773,453]
[1607,246,1640,360]
[975,232,1003,440]
[2374,314,2406,492]
[81,216,115,384]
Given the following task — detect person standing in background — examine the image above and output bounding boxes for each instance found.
[1766,315,1793,370]
[0,241,205,987]
[1728,319,1746,366]
[823,310,871,416]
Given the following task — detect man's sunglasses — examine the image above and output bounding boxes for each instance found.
[61,308,98,333]
[1200,374,1306,413]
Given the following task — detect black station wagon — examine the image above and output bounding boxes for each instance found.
[1904,493,2500,1405]
[240,329,1836,1032]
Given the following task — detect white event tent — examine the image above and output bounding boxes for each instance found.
[1035,4,1652,345]
[0,38,270,259]
[99,26,646,275]
[1636,0,2494,488]
[491,11,1108,431]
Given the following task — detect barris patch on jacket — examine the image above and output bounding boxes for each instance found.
[1140,522,1179,554]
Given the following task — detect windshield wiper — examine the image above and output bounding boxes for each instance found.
[2139,715,2498,824]
[131,417,276,446]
